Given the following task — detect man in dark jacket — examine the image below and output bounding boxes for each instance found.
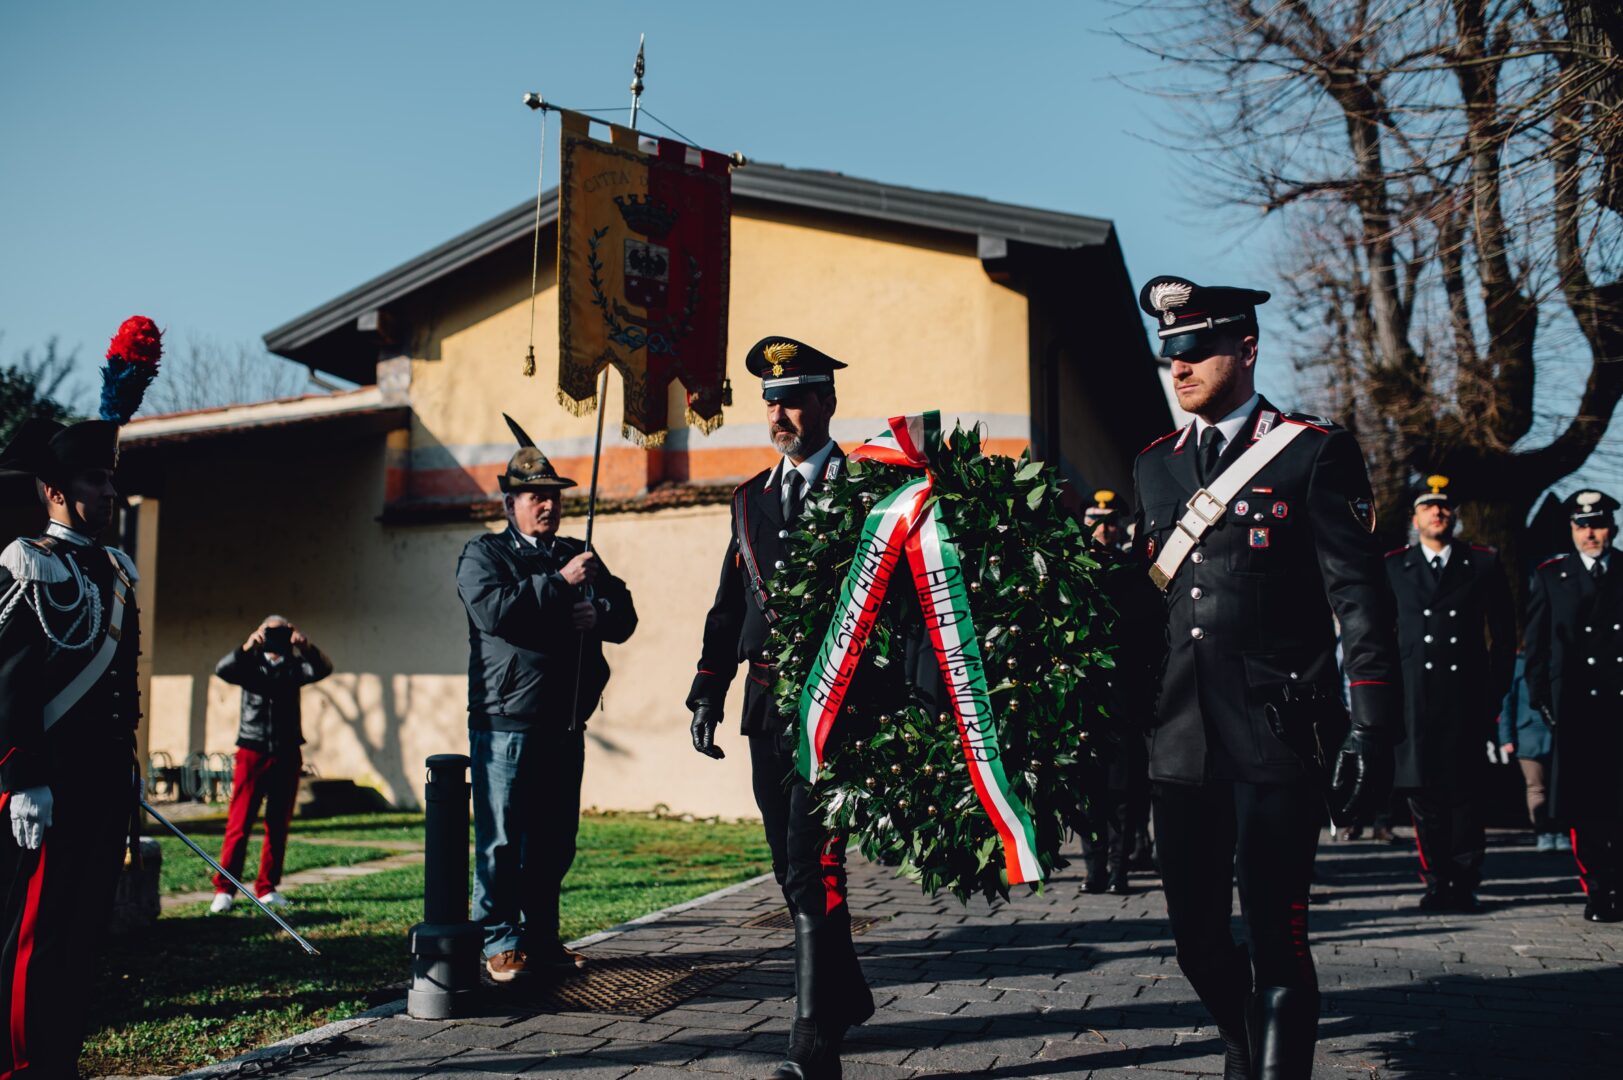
[209,617,333,913]
[1524,489,1623,922]
[1131,276,1402,1080]
[458,416,637,981]
[687,337,868,1080]
[1385,476,1514,913]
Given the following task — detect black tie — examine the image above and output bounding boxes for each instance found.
[1197,427,1223,486]
[1430,555,1444,582]
[783,467,806,522]
[1592,558,1606,583]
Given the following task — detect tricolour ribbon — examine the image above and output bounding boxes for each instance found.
[796,412,1044,885]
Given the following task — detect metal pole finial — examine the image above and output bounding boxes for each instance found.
[629,33,646,131]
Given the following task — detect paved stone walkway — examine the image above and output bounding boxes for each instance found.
[178,830,1620,1079]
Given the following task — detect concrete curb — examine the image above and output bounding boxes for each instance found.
[167,869,776,1079]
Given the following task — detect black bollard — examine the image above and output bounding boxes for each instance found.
[407,754,483,1019]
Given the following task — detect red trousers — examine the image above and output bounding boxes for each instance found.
[212,747,301,897]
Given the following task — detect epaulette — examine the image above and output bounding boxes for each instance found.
[0,537,70,585]
[1385,544,1413,558]
[1536,553,1569,570]
[107,546,140,583]
[1281,411,1336,433]
[1469,543,1498,555]
[1138,427,1184,458]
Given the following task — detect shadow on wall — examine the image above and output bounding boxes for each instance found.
[308,676,414,811]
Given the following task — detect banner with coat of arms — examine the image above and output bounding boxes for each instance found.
[556,109,733,446]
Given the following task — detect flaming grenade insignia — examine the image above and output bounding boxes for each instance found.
[1149,281,1194,326]
[763,342,799,377]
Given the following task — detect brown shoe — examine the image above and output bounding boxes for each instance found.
[485,949,528,983]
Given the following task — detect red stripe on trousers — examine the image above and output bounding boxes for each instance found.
[1571,828,1589,895]
[820,839,846,916]
[1409,811,1431,881]
[6,836,45,1077]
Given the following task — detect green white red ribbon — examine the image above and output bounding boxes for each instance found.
[796,411,1045,885]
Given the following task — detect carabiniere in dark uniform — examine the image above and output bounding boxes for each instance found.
[1132,275,1402,1080]
[1384,475,1515,913]
[687,337,870,1080]
[1524,489,1623,922]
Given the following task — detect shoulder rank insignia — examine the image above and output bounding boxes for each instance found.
[0,537,70,585]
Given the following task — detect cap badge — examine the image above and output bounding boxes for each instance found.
[1426,474,1450,495]
[763,341,798,377]
[1149,281,1193,325]
[1578,490,1602,510]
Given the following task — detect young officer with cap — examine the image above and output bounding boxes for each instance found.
[686,338,870,1080]
[1131,277,1402,1080]
[0,316,158,1076]
[1524,489,1623,922]
[457,417,638,980]
[1384,476,1515,913]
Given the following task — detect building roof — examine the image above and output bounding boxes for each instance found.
[263,162,1118,379]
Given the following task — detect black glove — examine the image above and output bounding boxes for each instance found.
[690,703,725,760]
[1538,704,1557,730]
[1329,729,1392,821]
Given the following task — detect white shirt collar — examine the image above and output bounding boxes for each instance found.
[1580,549,1611,572]
[510,526,552,551]
[1419,541,1452,567]
[1193,393,1260,450]
[768,439,837,491]
[44,521,94,546]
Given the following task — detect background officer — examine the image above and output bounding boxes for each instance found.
[1385,476,1515,913]
[0,418,144,1076]
[1524,489,1623,922]
[1084,489,1129,551]
[686,337,869,1080]
[1131,275,1401,1080]
[457,416,638,980]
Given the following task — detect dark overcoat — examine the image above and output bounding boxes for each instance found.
[1384,541,1515,790]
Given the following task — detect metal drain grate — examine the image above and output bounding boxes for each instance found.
[519,954,751,1017]
[741,908,884,934]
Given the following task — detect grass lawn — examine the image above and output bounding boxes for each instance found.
[84,811,771,1076]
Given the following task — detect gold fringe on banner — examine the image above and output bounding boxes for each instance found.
[556,389,598,418]
[685,407,726,436]
[621,424,669,449]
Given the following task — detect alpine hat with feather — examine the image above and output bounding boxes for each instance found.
[498,414,577,493]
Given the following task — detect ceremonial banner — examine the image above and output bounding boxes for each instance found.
[796,412,1045,886]
[556,110,733,445]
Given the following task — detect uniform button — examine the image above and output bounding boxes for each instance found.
[1425,662,1434,670]
[1450,637,1458,644]
[1190,587,1203,599]
[1592,689,1600,697]
[774,560,785,570]
[1192,552,1205,564]
[1449,610,1457,617]
[1450,664,1458,672]
[1586,626,1594,633]
[1588,656,1597,665]
[1191,627,1205,640]
[1423,609,1432,617]
[1289,672,1299,680]
[778,530,789,540]
[1424,635,1434,644]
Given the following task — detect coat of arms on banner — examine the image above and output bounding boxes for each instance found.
[556,110,734,446]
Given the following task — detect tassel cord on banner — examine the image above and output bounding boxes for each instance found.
[522,106,549,378]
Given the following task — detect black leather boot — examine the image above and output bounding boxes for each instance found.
[1247,986,1319,1080]
[769,915,843,1080]
[1180,944,1252,1080]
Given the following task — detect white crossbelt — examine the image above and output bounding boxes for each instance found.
[1149,422,1311,591]
[42,550,130,730]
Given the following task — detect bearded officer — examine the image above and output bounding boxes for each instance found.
[686,338,870,1080]
[1131,276,1401,1080]
[1385,476,1515,913]
[1524,489,1623,922]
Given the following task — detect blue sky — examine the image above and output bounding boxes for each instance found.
[0,1,1279,398]
[3,0,1613,503]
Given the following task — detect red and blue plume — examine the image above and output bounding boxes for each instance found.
[100,315,163,424]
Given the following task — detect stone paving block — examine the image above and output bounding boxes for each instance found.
[898,1046,999,1073]
[500,1014,622,1039]
[587,1040,704,1069]
[502,1031,611,1056]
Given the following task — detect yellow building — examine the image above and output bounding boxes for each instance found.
[120,164,1169,816]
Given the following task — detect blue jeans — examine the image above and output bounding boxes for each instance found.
[469,726,586,958]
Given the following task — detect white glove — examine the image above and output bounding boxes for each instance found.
[9,787,52,850]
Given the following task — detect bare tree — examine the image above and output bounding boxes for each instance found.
[1119,0,1623,610]
[0,336,83,445]
[140,337,320,417]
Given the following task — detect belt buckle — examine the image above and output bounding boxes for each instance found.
[1186,488,1226,528]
